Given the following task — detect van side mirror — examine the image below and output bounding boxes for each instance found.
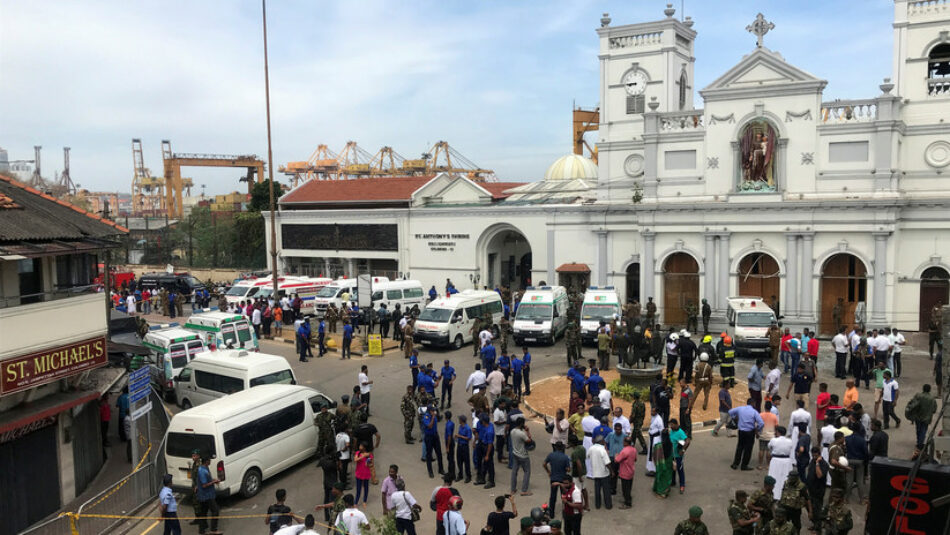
[729,320,735,327]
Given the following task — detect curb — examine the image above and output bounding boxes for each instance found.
[263,336,401,358]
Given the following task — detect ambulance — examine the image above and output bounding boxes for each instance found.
[413,290,503,348]
[258,277,333,316]
[512,286,568,345]
[579,286,622,344]
[183,311,260,352]
[311,276,389,318]
[223,277,284,306]
[726,296,777,358]
[143,327,207,400]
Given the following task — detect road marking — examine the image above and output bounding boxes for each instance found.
[139,520,159,534]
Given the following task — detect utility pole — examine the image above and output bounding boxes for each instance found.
[262,0,280,298]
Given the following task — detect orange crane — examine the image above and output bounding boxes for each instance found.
[280,144,340,187]
[573,106,599,163]
[336,141,374,179]
[131,138,165,217]
[369,146,406,175]
[424,141,495,182]
[162,140,265,219]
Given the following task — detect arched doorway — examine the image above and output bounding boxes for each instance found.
[819,253,867,335]
[663,253,699,327]
[920,267,949,331]
[736,253,781,315]
[484,228,532,291]
[626,263,641,304]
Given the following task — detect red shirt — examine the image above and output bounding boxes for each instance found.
[569,397,585,416]
[816,392,831,422]
[807,338,819,357]
[99,402,111,422]
[434,487,454,521]
[780,335,792,352]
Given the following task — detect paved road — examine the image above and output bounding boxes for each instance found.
[147,321,932,535]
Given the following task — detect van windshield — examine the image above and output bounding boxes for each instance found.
[516,303,552,321]
[166,432,216,458]
[183,276,202,288]
[250,369,294,387]
[226,286,249,297]
[737,312,774,327]
[418,308,453,323]
[581,304,618,321]
[316,286,340,298]
[169,344,188,369]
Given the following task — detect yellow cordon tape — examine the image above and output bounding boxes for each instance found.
[83,443,153,511]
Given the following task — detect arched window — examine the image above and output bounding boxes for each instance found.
[928,43,950,96]
[678,72,688,110]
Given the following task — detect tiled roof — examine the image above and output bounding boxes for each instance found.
[556,263,591,273]
[0,173,129,242]
[280,176,436,204]
[479,182,523,199]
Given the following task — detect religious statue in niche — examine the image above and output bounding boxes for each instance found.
[739,120,777,192]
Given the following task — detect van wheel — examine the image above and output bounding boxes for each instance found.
[453,335,463,350]
[241,468,262,498]
[180,399,192,410]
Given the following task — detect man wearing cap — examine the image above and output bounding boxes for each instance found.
[678,331,697,383]
[187,449,202,524]
[748,476,776,532]
[700,298,711,334]
[673,506,708,535]
[314,481,346,524]
[159,473,182,535]
[694,353,713,411]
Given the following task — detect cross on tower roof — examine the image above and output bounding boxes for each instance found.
[746,13,775,48]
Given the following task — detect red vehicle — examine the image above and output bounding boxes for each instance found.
[95,264,136,290]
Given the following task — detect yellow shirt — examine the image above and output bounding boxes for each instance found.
[843,387,859,409]
[568,413,585,438]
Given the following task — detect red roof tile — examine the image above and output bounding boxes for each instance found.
[280,176,435,204]
[0,173,129,234]
[556,263,591,273]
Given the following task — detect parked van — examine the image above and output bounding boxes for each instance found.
[371,280,426,312]
[174,350,295,409]
[414,290,503,349]
[164,384,335,498]
[143,327,206,400]
[138,272,205,299]
[312,276,389,318]
[512,286,568,345]
[726,296,777,358]
[224,277,280,305]
[184,311,259,352]
[579,286,622,344]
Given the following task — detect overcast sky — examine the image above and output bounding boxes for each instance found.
[0,0,894,194]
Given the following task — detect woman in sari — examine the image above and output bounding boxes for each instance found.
[652,429,673,498]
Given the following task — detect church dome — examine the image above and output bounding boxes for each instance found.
[543,154,598,181]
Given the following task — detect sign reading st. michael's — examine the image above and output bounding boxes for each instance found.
[1,337,107,395]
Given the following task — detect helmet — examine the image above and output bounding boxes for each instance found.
[679,329,687,337]
[702,335,712,343]
[670,333,679,341]
[530,507,545,523]
[723,336,733,344]
[699,352,709,362]
[683,331,691,339]
[634,325,642,333]
[838,457,849,468]
[449,496,463,509]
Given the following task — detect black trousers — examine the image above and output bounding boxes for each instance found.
[318,333,326,356]
[733,430,755,468]
[562,514,582,535]
[322,484,334,522]
[424,433,444,476]
[380,321,390,338]
[523,367,531,394]
[808,488,825,530]
[162,512,181,535]
[894,353,902,377]
[835,352,847,377]
[548,481,560,515]
[621,477,633,506]
[496,434,506,462]
[197,498,219,533]
[441,383,453,407]
[456,443,471,480]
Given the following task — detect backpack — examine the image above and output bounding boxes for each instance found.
[904,394,921,421]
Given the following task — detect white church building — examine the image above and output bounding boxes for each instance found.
[268,1,950,335]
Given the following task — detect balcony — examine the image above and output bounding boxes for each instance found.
[658,110,705,132]
[820,99,878,124]
[0,292,108,360]
[928,77,950,96]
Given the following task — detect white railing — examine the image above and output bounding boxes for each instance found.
[658,111,704,131]
[609,31,662,49]
[928,78,950,96]
[908,0,948,16]
[820,99,878,124]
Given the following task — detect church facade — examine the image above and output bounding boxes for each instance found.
[268,1,950,334]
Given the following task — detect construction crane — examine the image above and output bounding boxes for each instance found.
[131,138,165,217]
[573,106,600,163]
[424,141,495,182]
[369,146,406,175]
[280,144,339,187]
[161,139,265,219]
[55,147,77,196]
[27,146,45,189]
[337,141,374,179]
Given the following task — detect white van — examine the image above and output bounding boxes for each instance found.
[164,384,335,498]
[224,277,279,305]
[143,327,206,400]
[371,280,426,312]
[414,290,503,349]
[174,350,297,410]
[184,311,259,352]
[311,276,389,318]
[256,277,333,317]
[512,286,568,345]
[726,296,777,358]
[579,286,622,344]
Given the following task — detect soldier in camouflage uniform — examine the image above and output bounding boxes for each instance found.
[174,292,185,318]
[820,488,853,535]
[673,506,708,535]
[315,404,335,456]
[748,476,776,535]
[630,391,647,453]
[685,300,699,333]
[401,385,417,444]
[497,316,510,355]
[471,316,483,358]
[159,288,169,316]
[728,490,760,535]
[779,472,809,533]
[188,449,202,521]
[565,321,581,367]
[326,304,338,333]
[767,507,796,535]
[645,296,657,325]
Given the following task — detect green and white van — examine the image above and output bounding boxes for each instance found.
[143,327,207,400]
[184,311,260,352]
[513,285,568,345]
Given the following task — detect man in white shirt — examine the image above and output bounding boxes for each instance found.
[444,496,468,535]
[479,328,493,349]
[888,328,905,378]
[788,400,811,445]
[645,409,664,475]
[873,331,891,364]
[581,410,599,475]
[597,386,613,412]
[465,364,487,394]
[586,436,612,509]
[610,407,631,436]
[881,371,900,429]
[336,430,351,480]
[486,369,505,404]
[765,367,781,400]
[336,495,369,535]
[126,293,136,316]
[358,366,373,416]
[275,514,319,535]
[831,327,850,379]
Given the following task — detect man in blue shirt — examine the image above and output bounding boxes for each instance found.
[592,416,611,443]
[429,285,438,302]
[669,418,690,493]
[159,473,181,535]
[116,387,130,442]
[418,368,437,396]
[747,359,764,412]
[481,341,497,372]
[455,415,473,483]
[444,411,457,480]
[440,360,456,409]
[570,366,587,398]
[409,351,421,389]
[510,355,524,398]
[728,398,764,471]
[196,457,221,534]
[317,318,327,357]
[421,405,445,478]
[605,422,626,495]
[475,413,496,488]
[497,354,511,382]
[521,347,532,396]
[297,320,310,362]
[341,322,353,360]
[587,369,603,399]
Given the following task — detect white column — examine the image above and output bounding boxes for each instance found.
[546,229,556,284]
[801,233,815,321]
[704,234,717,307]
[718,234,731,311]
[596,231,609,286]
[642,232,656,301]
[346,258,356,278]
[785,234,799,318]
[871,232,889,323]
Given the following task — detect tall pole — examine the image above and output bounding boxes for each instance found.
[263,0,279,300]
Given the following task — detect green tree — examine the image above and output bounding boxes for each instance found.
[248,179,279,213]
